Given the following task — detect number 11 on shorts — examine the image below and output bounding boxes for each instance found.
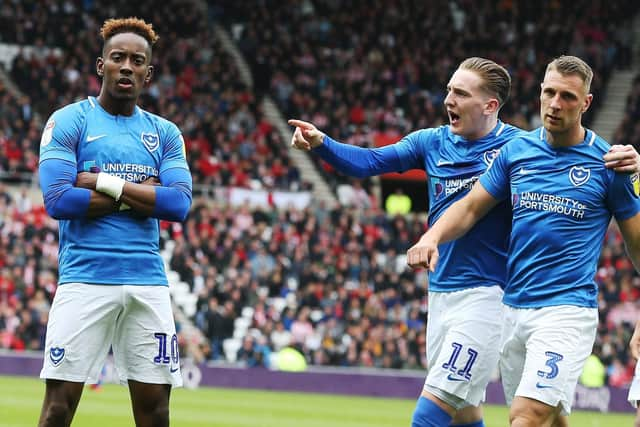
[443,342,478,381]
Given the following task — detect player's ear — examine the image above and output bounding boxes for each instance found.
[96,57,104,78]
[582,93,593,114]
[145,65,154,84]
[485,98,500,115]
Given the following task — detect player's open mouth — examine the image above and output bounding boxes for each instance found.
[117,78,134,89]
[448,111,460,125]
[545,114,560,123]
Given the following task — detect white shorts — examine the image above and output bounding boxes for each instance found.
[40,284,182,387]
[628,362,640,408]
[424,285,504,408]
[500,305,597,415]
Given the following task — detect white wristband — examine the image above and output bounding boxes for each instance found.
[96,172,126,201]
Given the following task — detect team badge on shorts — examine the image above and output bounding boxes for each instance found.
[50,347,65,366]
[632,173,640,198]
[141,132,160,153]
[569,166,590,186]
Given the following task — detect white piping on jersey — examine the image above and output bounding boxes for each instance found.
[88,96,95,108]
[539,126,597,146]
[495,122,505,136]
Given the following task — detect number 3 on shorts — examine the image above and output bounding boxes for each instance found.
[537,351,563,379]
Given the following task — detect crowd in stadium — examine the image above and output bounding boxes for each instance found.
[613,74,640,152]
[3,0,304,192]
[1,0,640,390]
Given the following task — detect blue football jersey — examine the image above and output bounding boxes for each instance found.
[39,97,190,286]
[480,127,640,308]
[394,121,522,292]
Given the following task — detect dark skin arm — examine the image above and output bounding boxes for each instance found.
[75,173,160,217]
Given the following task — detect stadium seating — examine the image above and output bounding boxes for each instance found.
[216,0,639,195]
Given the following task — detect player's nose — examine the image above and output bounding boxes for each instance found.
[119,59,134,74]
[549,94,562,110]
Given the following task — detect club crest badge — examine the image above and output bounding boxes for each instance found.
[50,347,65,366]
[632,173,640,198]
[569,166,590,187]
[483,149,500,167]
[141,132,160,153]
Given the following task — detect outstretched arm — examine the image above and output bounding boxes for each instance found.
[407,181,499,271]
[289,118,408,178]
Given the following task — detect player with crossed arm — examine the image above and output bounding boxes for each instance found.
[38,18,192,427]
[407,55,640,427]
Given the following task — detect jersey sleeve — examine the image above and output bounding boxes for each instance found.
[479,144,510,201]
[314,136,403,178]
[393,128,436,172]
[39,105,83,164]
[155,121,192,222]
[608,172,640,221]
[159,122,190,174]
[313,128,436,178]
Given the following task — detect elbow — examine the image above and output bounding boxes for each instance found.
[173,190,192,222]
[157,190,192,222]
[44,201,62,219]
[353,169,371,179]
[172,199,191,222]
[43,194,69,220]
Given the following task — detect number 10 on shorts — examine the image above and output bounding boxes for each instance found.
[154,333,179,365]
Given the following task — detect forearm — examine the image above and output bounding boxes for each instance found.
[425,182,499,245]
[427,197,482,245]
[618,215,640,273]
[119,183,191,221]
[314,136,401,178]
[625,240,640,273]
[80,168,192,221]
[86,191,122,218]
[40,159,92,219]
[118,181,157,216]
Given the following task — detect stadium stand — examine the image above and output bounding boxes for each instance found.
[216,0,638,196]
[613,74,640,150]
[2,0,304,193]
[0,0,639,388]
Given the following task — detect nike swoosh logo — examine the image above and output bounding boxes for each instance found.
[519,167,539,175]
[437,160,454,166]
[170,367,179,373]
[446,373,467,382]
[535,382,554,389]
[86,134,107,142]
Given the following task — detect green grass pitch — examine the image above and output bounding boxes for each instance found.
[0,375,634,426]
